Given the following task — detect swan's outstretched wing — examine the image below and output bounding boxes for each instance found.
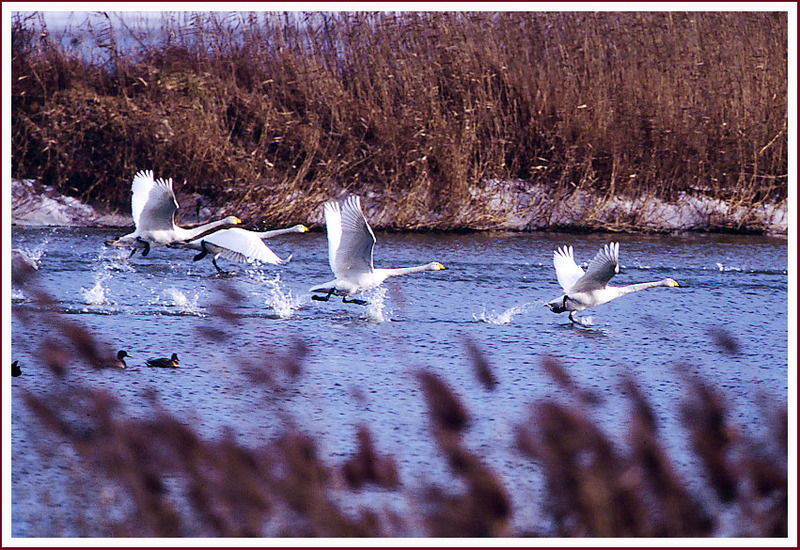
[570,242,619,293]
[200,228,287,265]
[324,200,342,274]
[328,196,375,278]
[553,245,584,293]
[130,170,154,227]
[131,170,178,232]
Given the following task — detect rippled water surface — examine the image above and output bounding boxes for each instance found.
[10,227,790,536]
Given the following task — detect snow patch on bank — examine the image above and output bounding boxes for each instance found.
[11,178,787,235]
[12,179,129,227]
[461,180,788,235]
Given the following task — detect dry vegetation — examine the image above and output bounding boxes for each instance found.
[11,11,788,230]
[10,263,789,537]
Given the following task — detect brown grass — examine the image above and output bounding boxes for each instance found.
[11,11,788,230]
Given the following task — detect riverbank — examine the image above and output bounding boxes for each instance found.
[10,177,788,236]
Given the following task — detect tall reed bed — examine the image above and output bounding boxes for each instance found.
[11,11,788,229]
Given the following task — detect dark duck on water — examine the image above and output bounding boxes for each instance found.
[146,353,180,368]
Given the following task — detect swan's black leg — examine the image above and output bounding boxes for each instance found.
[343,296,367,306]
[312,289,334,302]
[136,237,151,257]
[211,256,227,274]
[129,247,138,258]
[568,311,579,325]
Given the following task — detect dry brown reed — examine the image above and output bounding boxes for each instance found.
[11,11,788,230]
[11,264,789,537]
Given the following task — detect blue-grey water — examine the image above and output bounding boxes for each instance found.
[10,226,789,537]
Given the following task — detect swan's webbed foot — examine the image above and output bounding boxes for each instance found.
[312,289,334,302]
[342,296,367,305]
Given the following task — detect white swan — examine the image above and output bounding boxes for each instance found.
[188,224,309,273]
[310,195,446,305]
[106,170,241,257]
[546,242,679,324]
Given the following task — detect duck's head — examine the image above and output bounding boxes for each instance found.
[117,350,132,360]
[171,353,180,364]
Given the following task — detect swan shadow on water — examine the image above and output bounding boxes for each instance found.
[208,269,239,279]
[533,298,612,335]
[559,318,613,336]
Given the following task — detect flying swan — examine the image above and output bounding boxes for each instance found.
[190,224,309,273]
[106,170,241,257]
[310,195,446,305]
[107,170,300,271]
[546,242,679,324]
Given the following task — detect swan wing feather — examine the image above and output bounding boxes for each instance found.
[324,200,342,274]
[553,245,584,292]
[132,170,178,232]
[201,228,286,265]
[570,242,619,293]
[331,196,375,278]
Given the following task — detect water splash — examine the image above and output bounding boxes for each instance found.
[261,273,305,319]
[473,302,531,325]
[81,273,112,306]
[576,315,594,327]
[161,287,201,314]
[363,286,391,323]
[715,262,742,272]
[100,246,136,272]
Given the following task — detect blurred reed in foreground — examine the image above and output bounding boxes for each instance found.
[10,265,788,537]
[11,11,788,231]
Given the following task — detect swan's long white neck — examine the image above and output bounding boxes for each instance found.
[613,278,675,297]
[374,263,441,284]
[254,225,304,239]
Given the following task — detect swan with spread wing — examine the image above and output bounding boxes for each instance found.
[546,242,679,324]
[106,170,241,257]
[107,170,304,272]
[310,196,445,305]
